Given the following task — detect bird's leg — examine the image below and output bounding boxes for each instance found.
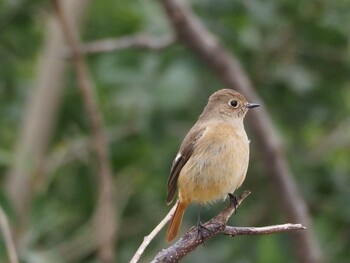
[228,193,239,213]
[196,207,210,243]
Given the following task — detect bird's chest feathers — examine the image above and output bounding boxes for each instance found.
[178,124,250,203]
[194,125,248,176]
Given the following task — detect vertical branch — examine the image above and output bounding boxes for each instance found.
[52,1,116,262]
[160,0,321,262]
[0,206,19,263]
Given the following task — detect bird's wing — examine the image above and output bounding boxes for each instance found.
[166,126,207,204]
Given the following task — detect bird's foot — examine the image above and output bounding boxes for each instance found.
[196,220,211,244]
[228,193,239,213]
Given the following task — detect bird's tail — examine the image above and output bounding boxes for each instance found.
[166,200,189,242]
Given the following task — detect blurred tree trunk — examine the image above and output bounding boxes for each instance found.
[5,0,89,240]
[52,1,117,262]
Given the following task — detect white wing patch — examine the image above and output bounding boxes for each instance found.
[174,153,182,164]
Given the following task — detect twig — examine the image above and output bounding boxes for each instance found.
[151,191,305,263]
[0,206,19,263]
[224,224,306,236]
[77,34,176,55]
[160,0,321,262]
[129,201,179,263]
[52,1,116,262]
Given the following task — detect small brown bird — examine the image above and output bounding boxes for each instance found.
[166,89,259,242]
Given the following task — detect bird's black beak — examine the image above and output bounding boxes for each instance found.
[245,102,260,109]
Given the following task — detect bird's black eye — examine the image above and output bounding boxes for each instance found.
[229,100,239,108]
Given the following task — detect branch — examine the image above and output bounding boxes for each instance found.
[0,206,19,263]
[151,191,305,263]
[160,0,321,262]
[52,1,116,263]
[78,34,177,55]
[129,201,179,263]
[224,224,306,236]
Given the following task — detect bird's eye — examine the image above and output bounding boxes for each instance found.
[229,100,239,108]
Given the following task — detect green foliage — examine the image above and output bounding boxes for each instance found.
[84,0,144,40]
[0,0,350,262]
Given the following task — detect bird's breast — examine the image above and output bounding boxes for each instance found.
[178,123,250,205]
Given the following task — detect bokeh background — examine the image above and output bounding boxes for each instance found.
[0,0,350,262]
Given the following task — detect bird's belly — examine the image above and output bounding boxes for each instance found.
[178,137,249,205]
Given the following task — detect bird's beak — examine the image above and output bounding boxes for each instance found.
[245,102,260,109]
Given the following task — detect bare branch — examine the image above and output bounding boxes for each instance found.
[160,0,322,262]
[130,201,179,263]
[78,34,177,55]
[224,224,306,236]
[52,1,116,262]
[151,191,305,263]
[0,206,19,263]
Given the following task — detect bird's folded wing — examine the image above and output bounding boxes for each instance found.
[166,126,207,204]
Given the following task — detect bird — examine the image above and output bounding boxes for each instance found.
[166,88,260,242]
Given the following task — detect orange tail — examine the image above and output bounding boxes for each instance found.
[166,201,189,242]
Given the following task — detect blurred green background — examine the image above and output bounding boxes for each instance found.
[0,0,350,262]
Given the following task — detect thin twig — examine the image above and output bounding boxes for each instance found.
[0,206,19,263]
[77,34,176,55]
[160,0,321,262]
[129,201,179,263]
[52,1,116,262]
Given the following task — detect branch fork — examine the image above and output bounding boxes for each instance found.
[130,191,305,263]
